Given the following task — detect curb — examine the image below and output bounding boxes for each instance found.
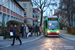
[60,34,75,42]
[0,36,3,40]
[0,35,43,48]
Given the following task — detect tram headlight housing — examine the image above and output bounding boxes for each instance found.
[49,23,52,26]
[47,30,50,33]
[56,31,59,33]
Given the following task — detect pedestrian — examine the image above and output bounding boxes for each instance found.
[26,25,29,37]
[24,24,29,38]
[35,24,40,36]
[20,24,24,38]
[29,25,32,36]
[39,26,42,36]
[34,26,36,36]
[9,25,14,40]
[11,24,22,46]
[29,25,32,32]
[31,26,34,36]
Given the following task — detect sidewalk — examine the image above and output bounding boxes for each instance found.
[59,30,75,41]
[0,35,42,48]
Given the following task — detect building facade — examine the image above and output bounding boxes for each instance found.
[17,0,33,25]
[0,0,25,27]
[33,8,41,26]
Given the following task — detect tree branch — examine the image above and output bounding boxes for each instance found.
[32,0,40,7]
[43,7,48,12]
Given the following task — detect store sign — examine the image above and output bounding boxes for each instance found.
[38,18,40,22]
[34,21,37,26]
[33,17,36,21]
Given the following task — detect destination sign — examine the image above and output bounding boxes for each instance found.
[48,18,58,20]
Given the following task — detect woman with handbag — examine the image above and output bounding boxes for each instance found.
[24,24,29,38]
[9,25,14,40]
[11,24,22,46]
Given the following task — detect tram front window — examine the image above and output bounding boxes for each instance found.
[48,20,58,29]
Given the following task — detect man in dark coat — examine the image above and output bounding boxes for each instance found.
[11,25,22,46]
[20,24,24,38]
[35,24,40,36]
[29,25,32,32]
[28,25,32,36]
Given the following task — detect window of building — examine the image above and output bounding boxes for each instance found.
[14,3,15,12]
[3,0,5,6]
[24,12,27,17]
[11,1,13,10]
[6,0,9,8]
[9,0,11,10]
[23,4,27,8]
[73,0,75,2]
[17,7,19,14]
[16,5,17,13]
[0,0,1,4]
[19,9,20,15]
[24,20,27,23]
[13,3,14,11]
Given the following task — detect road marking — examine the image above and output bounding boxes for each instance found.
[0,35,43,48]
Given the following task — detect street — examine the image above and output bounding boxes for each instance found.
[0,0,75,50]
[0,35,75,50]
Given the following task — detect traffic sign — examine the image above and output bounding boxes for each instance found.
[33,17,36,21]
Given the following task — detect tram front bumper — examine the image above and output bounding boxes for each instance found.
[47,32,59,35]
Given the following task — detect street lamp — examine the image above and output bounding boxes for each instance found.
[50,9,52,16]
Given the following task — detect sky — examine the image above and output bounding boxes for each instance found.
[43,0,60,16]
[32,0,60,16]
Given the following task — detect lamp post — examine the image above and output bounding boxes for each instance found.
[50,9,52,16]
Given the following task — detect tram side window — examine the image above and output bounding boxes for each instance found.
[45,20,47,28]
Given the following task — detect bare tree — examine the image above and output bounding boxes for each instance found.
[59,0,74,26]
[32,0,52,26]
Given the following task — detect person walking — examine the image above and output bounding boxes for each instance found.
[29,25,32,36]
[35,24,40,36]
[20,24,24,38]
[11,24,22,46]
[9,25,14,40]
[39,26,42,36]
[28,25,32,32]
[26,25,29,37]
[31,26,34,36]
[34,26,36,36]
[24,24,29,38]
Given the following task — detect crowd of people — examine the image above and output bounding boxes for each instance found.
[9,24,41,46]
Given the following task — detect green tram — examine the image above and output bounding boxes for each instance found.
[44,16,60,36]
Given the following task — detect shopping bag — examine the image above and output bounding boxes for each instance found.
[25,34,26,37]
[27,33,29,37]
[29,32,31,35]
[10,32,13,36]
[27,32,31,37]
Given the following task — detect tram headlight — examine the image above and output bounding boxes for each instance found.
[49,23,52,26]
[56,31,59,33]
[47,30,50,33]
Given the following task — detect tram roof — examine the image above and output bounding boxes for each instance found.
[47,16,57,17]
